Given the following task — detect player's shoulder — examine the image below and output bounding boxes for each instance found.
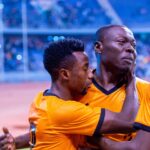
[29,91,47,122]
[56,100,88,114]
[32,90,61,111]
[51,100,90,124]
[136,77,150,88]
[31,91,48,110]
[136,77,150,99]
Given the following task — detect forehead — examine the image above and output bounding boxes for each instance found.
[104,26,135,41]
[72,52,88,65]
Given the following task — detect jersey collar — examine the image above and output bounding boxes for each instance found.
[92,78,124,95]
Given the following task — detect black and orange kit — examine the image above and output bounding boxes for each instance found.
[133,80,150,132]
[29,90,105,150]
[80,77,150,141]
[29,77,150,150]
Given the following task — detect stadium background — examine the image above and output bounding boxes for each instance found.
[0,0,150,149]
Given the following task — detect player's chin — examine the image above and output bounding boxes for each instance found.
[81,81,91,95]
[120,65,131,73]
[86,79,92,88]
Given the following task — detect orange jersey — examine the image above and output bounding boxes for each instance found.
[80,77,149,141]
[29,90,104,150]
[133,80,150,132]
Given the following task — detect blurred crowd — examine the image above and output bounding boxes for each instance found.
[1,0,150,80]
[135,34,150,79]
[4,35,23,71]
[3,0,150,28]
[27,35,48,71]
[3,0,22,28]
[109,0,150,27]
[3,34,150,80]
[3,0,111,28]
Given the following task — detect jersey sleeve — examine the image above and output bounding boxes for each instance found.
[49,101,105,136]
[133,82,150,132]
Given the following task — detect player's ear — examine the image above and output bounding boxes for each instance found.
[94,41,103,54]
[59,68,70,80]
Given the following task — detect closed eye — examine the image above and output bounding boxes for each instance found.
[117,40,126,45]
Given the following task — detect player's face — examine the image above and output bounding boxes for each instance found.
[100,26,136,72]
[69,52,93,97]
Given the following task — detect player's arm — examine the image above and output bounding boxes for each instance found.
[88,130,150,150]
[0,127,16,150]
[87,133,136,150]
[15,132,30,149]
[100,73,138,134]
[88,83,150,150]
[0,127,30,150]
[53,72,138,136]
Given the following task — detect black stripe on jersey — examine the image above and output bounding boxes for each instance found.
[93,108,105,136]
[133,122,150,132]
[92,78,124,95]
[43,89,60,98]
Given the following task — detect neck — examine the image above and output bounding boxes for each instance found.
[50,81,73,100]
[94,63,125,90]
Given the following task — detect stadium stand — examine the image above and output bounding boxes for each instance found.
[0,0,150,81]
[109,0,150,27]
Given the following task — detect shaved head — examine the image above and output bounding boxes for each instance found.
[95,25,133,42]
[94,24,136,73]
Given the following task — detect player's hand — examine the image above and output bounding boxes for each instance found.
[125,62,136,92]
[0,127,16,150]
[86,136,102,149]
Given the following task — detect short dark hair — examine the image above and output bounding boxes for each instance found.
[43,38,84,81]
[95,24,126,42]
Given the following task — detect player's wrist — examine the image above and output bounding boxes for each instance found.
[13,139,16,150]
[7,134,16,150]
[126,83,136,94]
